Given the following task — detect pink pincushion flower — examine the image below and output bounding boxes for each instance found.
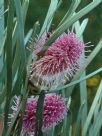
[30,32,85,89]
[10,94,67,135]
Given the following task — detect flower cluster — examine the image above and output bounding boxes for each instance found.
[9,94,67,135]
[30,32,85,89]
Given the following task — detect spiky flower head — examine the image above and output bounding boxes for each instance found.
[30,32,85,89]
[9,94,67,135]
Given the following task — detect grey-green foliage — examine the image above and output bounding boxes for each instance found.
[0,0,102,135]
[0,0,4,80]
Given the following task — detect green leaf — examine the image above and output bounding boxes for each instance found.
[58,0,81,27]
[35,91,45,136]
[0,0,4,72]
[74,102,85,136]
[39,0,59,37]
[74,20,88,128]
[14,0,25,64]
[82,80,102,136]
[79,72,87,127]
[12,0,29,51]
[74,18,89,37]
[94,98,101,121]
[2,0,15,133]
[12,41,21,80]
[62,100,72,136]
[69,126,72,136]
[89,96,102,136]
[22,0,29,24]
[24,29,33,45]
[12,0,29,88]
[12,0,27,96]
[0,0,4,46]
[89,125,94,136]
[93,107,102,136]
[49,67,102,93]
[0,86,6,104]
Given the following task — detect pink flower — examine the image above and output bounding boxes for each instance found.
[10,94,67,135]
[30,32,85,89]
